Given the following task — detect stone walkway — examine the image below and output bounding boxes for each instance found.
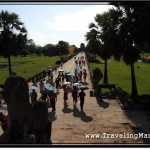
[43,52,150,145]
[1,52,150,145]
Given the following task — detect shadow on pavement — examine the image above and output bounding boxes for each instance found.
[62,103,73,113]
[123,109,150,144]
[99,99,109,109]
[73,107,81,118]
[96,96,109,109]
[73,107,93,122]
[80,111,93,122]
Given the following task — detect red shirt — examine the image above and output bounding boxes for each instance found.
[63,87,68,94]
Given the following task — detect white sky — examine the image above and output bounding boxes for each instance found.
[0,3,112,47]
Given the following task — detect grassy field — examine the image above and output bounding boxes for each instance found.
[89,56,150,96]
[0,55,60,84]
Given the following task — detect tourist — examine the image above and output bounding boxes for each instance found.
[32,81,37,87]
[50,72,54,81]
[48,91,57,112]
[61,73,65,83]
[72,86,78,108]
[33,100,52,143]
[30,89,37,104]
[39,80,44,94]
[79,89,86,112]
[41,89,48,101]
[63,85,68,104]
[55,77,60,91]
[83,70,87,82]
[0,113,10,132]
[79,70,83,81]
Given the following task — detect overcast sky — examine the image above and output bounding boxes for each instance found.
[0,3,112,47]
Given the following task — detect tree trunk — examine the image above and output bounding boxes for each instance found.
[103,59,108,84]
[130,63,138,99]
[8,55,12,76]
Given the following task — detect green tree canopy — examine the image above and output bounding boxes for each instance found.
[0,10,27,76]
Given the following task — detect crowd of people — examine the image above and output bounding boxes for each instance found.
[29,55,88,113]
[0,54,88,136]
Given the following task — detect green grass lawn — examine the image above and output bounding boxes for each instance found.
[89,56,150,96]
[0,55,60,84]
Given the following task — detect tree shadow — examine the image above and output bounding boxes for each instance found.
[95,95,109,109]
[98,99,109,109]
[93,67,103,84]
[101,89,116,99]
[62,103,73,113]
[114,91,150,143]
[123,109,150,144]
[48,111,57,122]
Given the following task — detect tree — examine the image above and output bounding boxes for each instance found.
[110,2,150,99]
[57,40,69,59]
[26,39,36,55]
[85,9,122,84]
[0,10,27,76]
[80,43,85,51]
[20,50,29,57]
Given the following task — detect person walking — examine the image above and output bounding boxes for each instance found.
[55,77,61,91]
[61,73,65,83]
[83,70,87,82]
[72,86,78,108]
[40,80,44,94]
[63,85,68,104]
[41,89,48,101]
[30,89,37,104]
[48,91,57,112]
[79,89,86,112]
